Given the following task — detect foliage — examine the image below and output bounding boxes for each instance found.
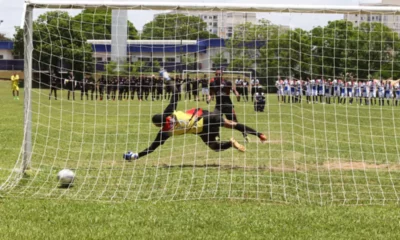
[141,14,218,40]
[180,54,196,69]
[129,60,146,74]
[72,8,138,40]
[13,11,93,73]
[0,33,10,40]
[211,51,227,69]
[12,27,24,59]
[231,19,400,85]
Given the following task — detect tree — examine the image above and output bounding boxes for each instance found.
[211,51,227,69]
[141,14,218,40]
[12,27,23,59]
[181,54,196,69]
[128,60,146,74]
[13,11,93,74]
[72,8,138,40]
[0,33,10,40]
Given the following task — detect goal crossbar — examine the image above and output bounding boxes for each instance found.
[25,1,400,14]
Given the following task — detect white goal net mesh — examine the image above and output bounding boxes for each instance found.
[2,2,400,204]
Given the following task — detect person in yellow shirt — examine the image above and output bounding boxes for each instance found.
[11,73,20,100]
[123,87,267,160]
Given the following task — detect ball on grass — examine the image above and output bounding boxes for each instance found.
[57,169,75,187]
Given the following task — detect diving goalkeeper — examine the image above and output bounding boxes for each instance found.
[124,87,267,160]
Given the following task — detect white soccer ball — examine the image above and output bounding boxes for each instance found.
[57,169,75,187]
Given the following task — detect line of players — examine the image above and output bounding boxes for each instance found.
[275,77,400,106]
[49,72,263,103]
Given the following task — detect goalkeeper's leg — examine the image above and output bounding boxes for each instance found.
[223,119,267,143]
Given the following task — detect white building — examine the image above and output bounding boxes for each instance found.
[154,11,257,39]
[0,41,14,60]
[344,0,400,35]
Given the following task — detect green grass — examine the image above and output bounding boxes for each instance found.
[1,80,400,239]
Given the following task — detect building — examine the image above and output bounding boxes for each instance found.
[88,39,265,72]
[0,40,13,60]
[0,40,23,71]
[344,0,400,35]
[154,11,257,39]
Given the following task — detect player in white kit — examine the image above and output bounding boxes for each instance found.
[275,78,284,103]
[332,79,340,103]
[394,82,400,106]
[377,80,385,106]
[290,79,296,103]
[305,78,312,104]
[317,77,325,104]
[338,79,346,104]
[345,80,354,104]
[385,81,393,106]
[311,78,317,103]
[362,80,370,105]
[369,79,377,106]
[283,78,290,103]
[325,78,332,104]
[295,79,302,103]
[354,80,361,105]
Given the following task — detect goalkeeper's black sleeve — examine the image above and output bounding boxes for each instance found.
[138,131,170,158]
[161,83,178,119]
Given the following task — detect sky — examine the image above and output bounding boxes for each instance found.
[0,0,381,38]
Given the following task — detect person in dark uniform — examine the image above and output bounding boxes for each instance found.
[175,75,183,101]
[201,75,209,103]
[88,75,96,100]
[66,71,76,100]
[118,77,125,100]
[80,76,89,100]
[184,75,192,101]
[156,77,164,100]
[242,78,249,102]
[130,76,138,100]
[211,69,249,142]
[235,77,243,102]
[192,77,199,101]
[151,75,157,101]
[48,71,59,100]
[123,77,130,100]
[138,75,144,101]
[98,76,106,101]
[111,77,118,101]
[143,76,151,101]
[106,77,113,100]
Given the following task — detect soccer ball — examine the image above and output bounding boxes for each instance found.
[57,169,75,187]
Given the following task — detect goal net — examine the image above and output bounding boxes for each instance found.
[3,1,400,204]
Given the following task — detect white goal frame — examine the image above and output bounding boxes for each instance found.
[21,0,400,174]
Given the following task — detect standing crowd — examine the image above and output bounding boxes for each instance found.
[46,72,265,105]
[275,73,400,106]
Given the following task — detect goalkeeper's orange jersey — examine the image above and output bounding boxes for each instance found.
[162,108,204,136]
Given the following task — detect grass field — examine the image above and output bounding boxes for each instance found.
[1,80,400,239]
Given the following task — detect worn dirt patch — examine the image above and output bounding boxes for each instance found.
[324,161,391,170]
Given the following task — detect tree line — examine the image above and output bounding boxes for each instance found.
[10,9,400,81]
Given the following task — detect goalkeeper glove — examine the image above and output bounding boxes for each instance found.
[123,151,138,161]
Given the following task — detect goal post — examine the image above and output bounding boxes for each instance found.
[3,1,400,204]
[22,4,33,172]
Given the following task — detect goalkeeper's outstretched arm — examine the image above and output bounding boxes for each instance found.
[161,84,179,119]
[137,131,170,158]
[127,86,178,160]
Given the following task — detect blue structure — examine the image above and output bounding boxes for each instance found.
[0,41,22,71]
[89,38,266,72]
[89,39,229,53]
